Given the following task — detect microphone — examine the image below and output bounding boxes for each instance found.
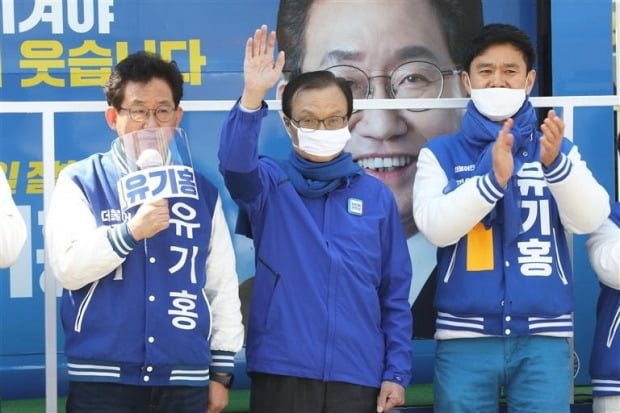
[136,148,164,169]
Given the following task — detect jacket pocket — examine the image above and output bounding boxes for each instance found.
[607,306,620,348]
[255,256,281,331]
[442,243,459,283]
[74,280,99,333]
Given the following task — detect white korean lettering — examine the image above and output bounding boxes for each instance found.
[517,238,553,276]
[168,290,198,330]
[169,245,198,283]
[170,202,199,239]
[2,0,115,34]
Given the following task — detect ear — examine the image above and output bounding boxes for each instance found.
[282,116,292,128]
[282,116,295,139]
[525,70,537,95]
[280,115,299,147]
[174,106,184,126]
[460,71,472,96]
[276,78,298,140]
[105,107,118,130]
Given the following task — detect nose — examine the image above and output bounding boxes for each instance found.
[352,109,407,141]
[353,76,407,140]
[489,71,507,88]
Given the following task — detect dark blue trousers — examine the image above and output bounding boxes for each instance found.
[66,381,209,413]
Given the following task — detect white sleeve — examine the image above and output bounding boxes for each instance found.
[413,147,498,247]
[44,172,125,290]
[204,195,244,353]
[0,170,26,268]
[586,217,620,290]
[546,147,610,234]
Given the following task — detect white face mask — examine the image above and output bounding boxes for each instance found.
[292,125,351,157]
[468,77,528,122]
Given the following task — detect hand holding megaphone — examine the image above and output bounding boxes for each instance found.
[127,198,170,240]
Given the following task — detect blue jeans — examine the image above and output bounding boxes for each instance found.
[434,336,571,413]
[66,381,209,413]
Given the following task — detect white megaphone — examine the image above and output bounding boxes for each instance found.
[136,148,164,169]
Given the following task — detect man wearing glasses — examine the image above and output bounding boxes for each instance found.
[45,51,243,413]
[219,26,412,413]
[274,0,484,338]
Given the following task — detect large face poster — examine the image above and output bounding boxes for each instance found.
[0,0,613,397]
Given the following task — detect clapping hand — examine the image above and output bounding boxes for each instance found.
[492,118,515,188]
[540,109,564,168]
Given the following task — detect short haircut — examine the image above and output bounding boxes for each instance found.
[103,51,184,110]
[463,23,537,73]
[276,0,483,78]
[281,71,353,119]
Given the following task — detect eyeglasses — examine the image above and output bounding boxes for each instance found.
[290,116,348,132]
[119,105,176,123]
[325,61,461,112]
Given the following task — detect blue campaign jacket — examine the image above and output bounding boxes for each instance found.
[219,102,412,388]
[56,146,234,386]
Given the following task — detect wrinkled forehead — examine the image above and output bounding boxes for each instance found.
[301,0,452,72]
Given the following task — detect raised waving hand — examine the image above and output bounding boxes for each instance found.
[241,25,285,110]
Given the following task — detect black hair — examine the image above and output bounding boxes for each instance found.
[281,70,353,119]
[103,51,184,110]
[463,23,537,73]
[276,0,483,78]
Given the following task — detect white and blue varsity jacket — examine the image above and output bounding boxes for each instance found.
[413,101,610,340]
[587,203,620,397]
[45,140,243,386]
